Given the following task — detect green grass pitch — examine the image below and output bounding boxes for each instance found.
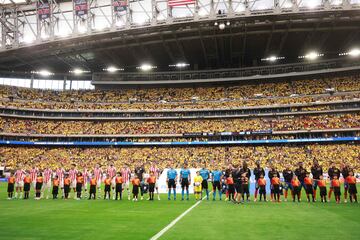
[0,183,359,240]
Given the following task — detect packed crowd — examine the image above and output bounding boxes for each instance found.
[1,76,360,111]
[1,113,359,135]
[1,144,359,172]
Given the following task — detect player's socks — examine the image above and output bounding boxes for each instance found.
[173,189,176,200]
[254,189,258,200]
[213,191,216,200]
[186,189,189,200]
[168,190,171,200]
[206,189,209,200]
[15,192,18,199]
[219,192,222,200]
[181,189,184,200]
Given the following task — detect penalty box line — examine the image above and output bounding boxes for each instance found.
[150,196,206,240]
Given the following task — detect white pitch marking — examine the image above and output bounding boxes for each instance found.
[150,197,206,240]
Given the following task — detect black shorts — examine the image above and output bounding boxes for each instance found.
[168,179,176,188]
[259,186,266,194]
[104,185,111,192]
[7,183,14,192]
[149,183,155,192]
[24,183,30,192]
[90,185,96,194]
[305,184,313,194]
[241,184,249,194]
[181,179,189,188]
[76,183,83,192]
[228,184,235,194]
[293,186,300,195]
[201,180,208,190]
[35,182,43,190]
[273,185,280,194]
[116,183,123,193]
[64,185,70,193]
[133,185,139,195]
[235,182,242,193]
[52,186,59,195]
[319,187,327,196]
[333,187,341,196]
[213,181,221,191]
[349,184,357,194]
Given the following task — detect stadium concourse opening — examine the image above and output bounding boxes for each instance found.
[1,1,360,239]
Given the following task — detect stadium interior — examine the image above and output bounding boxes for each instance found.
[1,1,360,239]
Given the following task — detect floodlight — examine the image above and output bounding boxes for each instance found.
[169,63,190,68]
[299,51,323,60]
[104,66,124,73]
[137,64,156,71]
[348,48,360,57]
[70,68,90,75]
[261,56,285,62]
[31,70,54,77]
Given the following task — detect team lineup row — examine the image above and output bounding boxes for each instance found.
[4,160,358,203]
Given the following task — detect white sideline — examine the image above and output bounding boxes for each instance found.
[149,197,206,240]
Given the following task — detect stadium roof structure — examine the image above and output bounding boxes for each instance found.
[0,1,360,76]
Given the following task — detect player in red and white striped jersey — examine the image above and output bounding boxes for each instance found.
[29,166,38,188]
[93,164,103,198]
[82,168,90,197]
[14,167,25,199]
[42,167,53,199]
[107,163,117,199]
[149,162,161,200]
[68,164,78,199]
[121,165,132,200]
[56,167,65,198]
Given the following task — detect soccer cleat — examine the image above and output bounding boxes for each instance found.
[253,198,257,202]
[141,197,144,200]
[344,199,347,203]
[158,196,161,200]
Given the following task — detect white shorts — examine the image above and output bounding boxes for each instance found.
[155,179,159,188]
[42,181,51,190]
[111,178,116,188]
[70,180,77,189]
[32,181,37,188]
[59,181,64,188]
[123,182,130,189]
[96,179,102,188]
[15,181,24,188]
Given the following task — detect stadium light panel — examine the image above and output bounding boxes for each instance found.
[31,70,54,77]
[219,23,226,30]
[169,63,190,68]
[299,51,323,60]
[261,56,285,62]
[349,48,360,57]
[137,64,156,71]
[104,66,124,73]
[70,68,90,75]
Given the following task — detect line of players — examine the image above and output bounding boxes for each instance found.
[5,160,358,203]
[6,162,161,201]
[165,160,358,204]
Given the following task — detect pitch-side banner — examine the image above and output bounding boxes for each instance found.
[75,0,88,16]
[158,168,199,194]
[37,3,50,20]
[113,0,127,12]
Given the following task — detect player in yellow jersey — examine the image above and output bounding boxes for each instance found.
[193,171,203,201]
